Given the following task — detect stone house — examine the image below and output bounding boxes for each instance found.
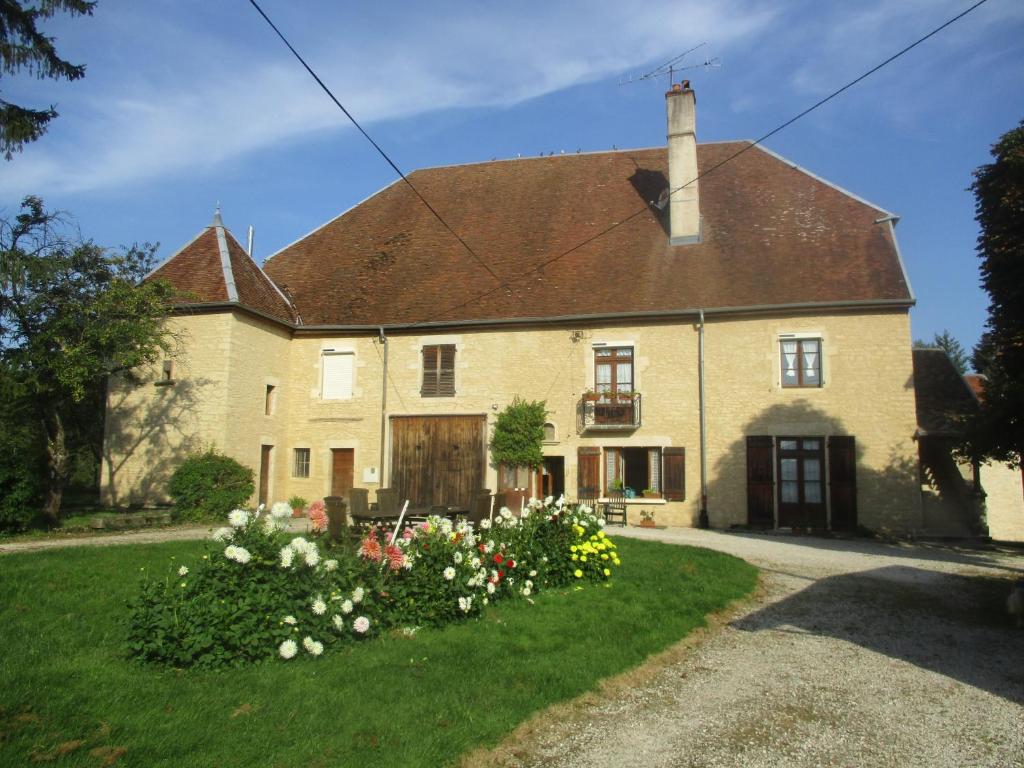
[102,84,924,532]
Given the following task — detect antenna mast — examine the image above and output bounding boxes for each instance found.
[618,42,721,87]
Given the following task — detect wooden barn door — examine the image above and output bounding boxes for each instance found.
[390,416,485,509]
[746,436,774,528]
[828,436,857,531]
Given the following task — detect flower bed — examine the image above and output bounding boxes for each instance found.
[127,497,620,669]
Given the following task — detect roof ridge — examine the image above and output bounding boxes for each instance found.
[214,223,239,303]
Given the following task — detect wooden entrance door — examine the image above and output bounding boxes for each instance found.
[777,437,826,528]
[259,445,272,507]
[331,449,354,498]
[390,416,485,509]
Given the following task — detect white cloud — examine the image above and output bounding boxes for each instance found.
[0,0,776,197]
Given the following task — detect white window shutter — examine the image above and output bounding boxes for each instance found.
[322,353,354,399]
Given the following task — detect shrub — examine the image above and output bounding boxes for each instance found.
[167,449,254,522]
[128,496,621,669]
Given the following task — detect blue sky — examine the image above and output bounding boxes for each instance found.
[2,0,1022,357]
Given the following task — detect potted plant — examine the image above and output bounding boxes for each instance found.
[642,488,662,499]
[640,509,657,528]
[582,390,602,402]
[288,495,307,518]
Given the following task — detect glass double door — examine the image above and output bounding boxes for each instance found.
[776,437,826,528]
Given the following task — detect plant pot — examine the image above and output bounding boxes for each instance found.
[642,491,662,499]
[292,506,304,518]
[640,519,657,528]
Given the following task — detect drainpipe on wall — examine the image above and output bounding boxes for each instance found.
[378,327,388,489]
[698,309,709,528]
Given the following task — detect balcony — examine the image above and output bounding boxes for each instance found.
[578,391,642,432]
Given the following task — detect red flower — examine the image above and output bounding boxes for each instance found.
[498,569,505,578]
[493,554,504,565]
[478,543,486,553]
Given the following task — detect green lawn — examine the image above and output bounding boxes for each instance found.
[0,537,756,767]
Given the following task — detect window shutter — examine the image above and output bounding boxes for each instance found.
[746,436,774,527]
[322,353,353,399]
[439,344,456,396]
[422,344,455,397]
[421,346,439,396]
[828,436,857,531]
[577,447,600,500]
[662,447,686,501]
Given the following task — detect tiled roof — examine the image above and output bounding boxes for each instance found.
[912,349,979,436]
[148,220,296,324]
[262,142,912,327]
[963,373,986,402]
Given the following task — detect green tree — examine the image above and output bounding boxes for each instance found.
[967,119,1024,467]
[0,196,175,524]
[913,329,969,374]
[1,0,95,159]
[490,398,547,470]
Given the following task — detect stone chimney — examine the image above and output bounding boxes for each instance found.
[665,81,701,244]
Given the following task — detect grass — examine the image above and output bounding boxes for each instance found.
[0,537,756,767]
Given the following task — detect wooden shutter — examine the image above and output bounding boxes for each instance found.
[421,344,455,396]
[577,447,600,500]
[421,346,438,395]
[662,447,686,501]
[828,436,857,531]
[438,344,456,395]
[746,436,774,527]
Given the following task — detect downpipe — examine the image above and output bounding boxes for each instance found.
[698,310,709,528]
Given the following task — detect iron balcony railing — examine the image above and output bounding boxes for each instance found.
[577,392,642,432]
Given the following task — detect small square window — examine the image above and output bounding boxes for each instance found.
[781,338,822,388]
[293,448,310,478]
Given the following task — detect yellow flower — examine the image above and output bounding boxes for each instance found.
[603,568,611,577]
[598,531,606,539]
[580,556,587,563]
[574,569,583,578]
[601,554,609,561]
[570,545,577,553]
[572,554,578,561]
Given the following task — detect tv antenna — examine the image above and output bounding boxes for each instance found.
[618,42,721,87]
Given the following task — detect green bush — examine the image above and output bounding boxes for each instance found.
[0,419,45,532]
[167,449,254,522]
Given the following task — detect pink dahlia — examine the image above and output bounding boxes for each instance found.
[384,543,404,572]
[308,501,328,533]
[359,533,383,562]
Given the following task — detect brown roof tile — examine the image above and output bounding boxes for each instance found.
[263,142,912,327]
[149,223,296,325]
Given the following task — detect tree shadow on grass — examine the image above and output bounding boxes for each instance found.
[732,564,1024,704]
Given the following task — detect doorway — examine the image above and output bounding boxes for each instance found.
[258,445,272,507]
[776,437,826,528]
[535,456,565,499]
[331,448,354,498]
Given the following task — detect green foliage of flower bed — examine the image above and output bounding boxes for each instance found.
[128,498,620,668]
[0,534,756,768]
[166,449,254,522]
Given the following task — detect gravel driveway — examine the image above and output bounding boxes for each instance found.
[478,528,1024,768]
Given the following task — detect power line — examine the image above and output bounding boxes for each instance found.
[410,0,990,327]
[246,0,510,291]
